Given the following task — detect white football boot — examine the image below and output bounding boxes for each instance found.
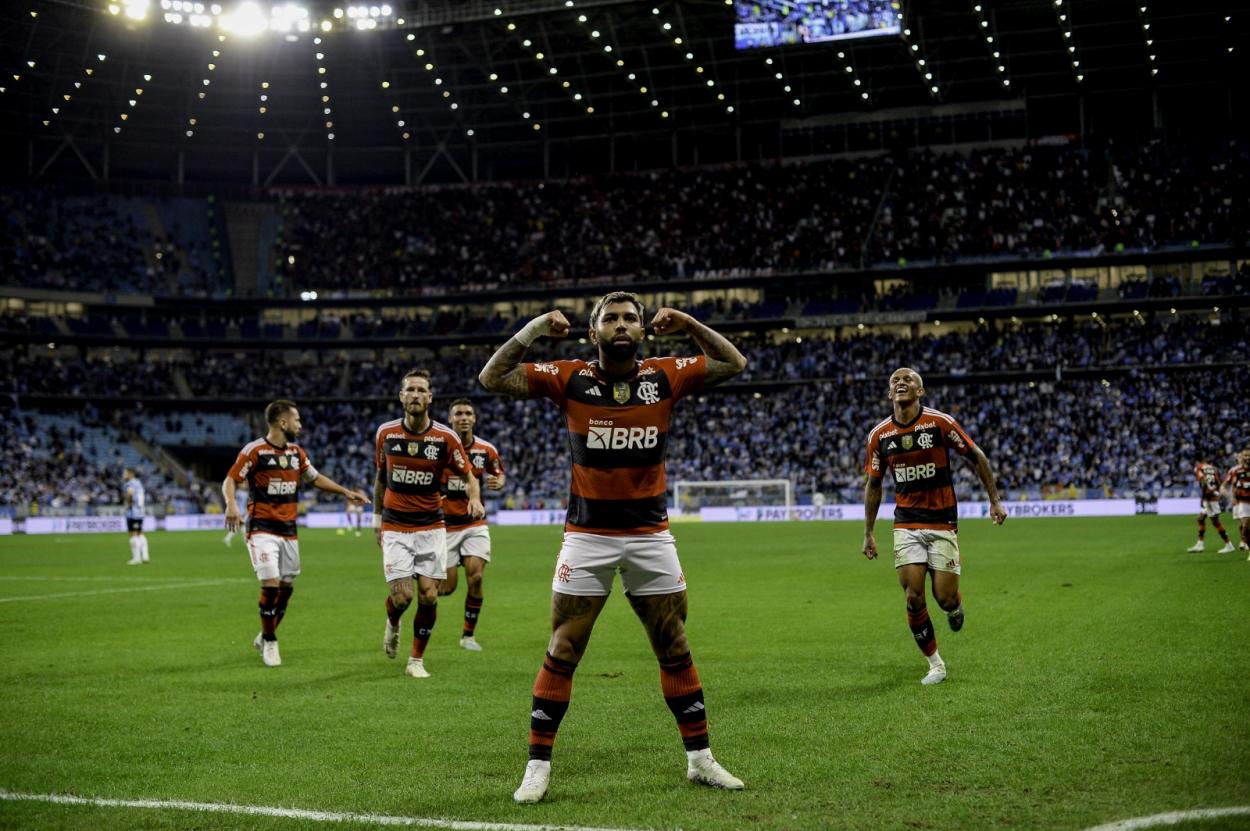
[384,620,399,658]
[921,662,947,685]
[686,750,745,790]
[1218,541,1235,554]
[459,636,483,652]
[404,657,430,678]
[513,760,551,803]
[1185,541,1204,553]
[261,639,281,667]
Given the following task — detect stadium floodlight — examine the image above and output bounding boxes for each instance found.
[124,0,151,20]
[220,1,268,36]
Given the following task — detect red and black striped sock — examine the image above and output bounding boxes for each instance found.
[273,584,294,631]
[907,605,938,656]
[1212,518,1229,543]
[258,586,279,641]
[410,602,437,659]
[385,596,403,626]
[660,652,709,752]
[528,652,577,761]
[463,594,483,637]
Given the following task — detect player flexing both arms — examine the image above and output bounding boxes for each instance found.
[437,398,506,652]
[1224,449,1250,556]
[479,291,747,803]
[123,468,150,565]
[374,370,484,678]
[863,367,1006,685]
[224,400,369,667]
[1187,459,1234,553]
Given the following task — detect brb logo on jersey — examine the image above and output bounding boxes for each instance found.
[895,462,937,483]
[587,423,659,450]
[392,468,435,486]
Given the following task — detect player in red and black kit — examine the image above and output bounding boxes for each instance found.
[479,291,747,803]
[223,400,368,668]
[373,370,484,679]
[1187,460,1234,553]
[1223,449,1250,556]
[863,368,1006,685]
[437,397,506,651]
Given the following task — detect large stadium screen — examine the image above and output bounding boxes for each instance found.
[735,0,902,50]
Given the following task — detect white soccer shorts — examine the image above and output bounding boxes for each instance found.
[893,528,961,575]
[1200,500,1222,518]
[382,528,448,582]
[551,531,686,597]
[247,533,301,582]
[1234,503,1250,520]
[444,525,491,570]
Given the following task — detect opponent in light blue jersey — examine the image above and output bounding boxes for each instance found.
[123,468,150,564]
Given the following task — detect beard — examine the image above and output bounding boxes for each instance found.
[600,338,638,361]
[283,428,298,442]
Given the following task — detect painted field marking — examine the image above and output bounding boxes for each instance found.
[1084,807,1250,831]
[0,575,230,582]
[0,578,247,604]
[0,790,650,831]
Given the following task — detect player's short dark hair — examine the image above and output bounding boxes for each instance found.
[590,291,645,327]
[449,397,474,413]
[123,467,135,477]
[265,399,298,425]
[401,368,431,389]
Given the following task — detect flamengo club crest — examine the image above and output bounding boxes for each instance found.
[901,435,914,450]
[613,382,631,404]
[278,455,290,469]
[407,442,420,456]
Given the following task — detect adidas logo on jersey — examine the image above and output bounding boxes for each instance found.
[392,443,403,452]
[585,386,602,397]
[266,458,278,466]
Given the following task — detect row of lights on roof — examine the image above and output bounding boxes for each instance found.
[651,7,724,115]
[898,12,939,97]
[516,25,591,118]
[1052,0,1084,83]
[972,4,1010,89]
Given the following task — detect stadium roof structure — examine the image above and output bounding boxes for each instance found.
[0,0,1244,186]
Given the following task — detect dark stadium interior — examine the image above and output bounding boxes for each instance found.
[0,0,1247,520]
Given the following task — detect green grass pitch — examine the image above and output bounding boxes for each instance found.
[1,517,1248,831]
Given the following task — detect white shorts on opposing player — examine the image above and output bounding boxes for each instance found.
[551,531,686,597]
[247,534,301,582]
[1201,500,1222,518]
[893,528,961,575]
[444,525,491,570]
[383,528,448,582]
[1235,503,1250,520]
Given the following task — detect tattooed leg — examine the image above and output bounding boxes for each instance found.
[546,592,608,663]
[627,591,691,661]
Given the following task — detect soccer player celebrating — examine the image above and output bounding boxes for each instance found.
[1223,449,1250,556]
[122,468,149,565]
[479,291,747,804]
[223,400,369,668]
[1188,459,1234,553]
[862,367,1006,686]
[374,370,484,678]
[437,398,506,652]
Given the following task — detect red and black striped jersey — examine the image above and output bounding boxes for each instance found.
[524,355,706,536]
[227,438,317,539]
[1224,464,1250,504]
[441,435,503,530]
[864,407,977,531]
[1195,462,1221,500]
[375,418,470,532]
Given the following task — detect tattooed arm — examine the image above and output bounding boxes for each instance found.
[650,307,747,387]
[478,310,570,398]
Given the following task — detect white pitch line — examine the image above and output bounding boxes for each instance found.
[0,575,228,582]
[0,579,246,604]
[1083,807,1250,831]
[0,790,650,831]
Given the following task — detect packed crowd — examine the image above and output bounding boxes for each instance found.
[275,142,1247,294]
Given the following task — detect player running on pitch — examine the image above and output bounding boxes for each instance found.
[863,367,1006,685]
[1187,459,1234,553]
